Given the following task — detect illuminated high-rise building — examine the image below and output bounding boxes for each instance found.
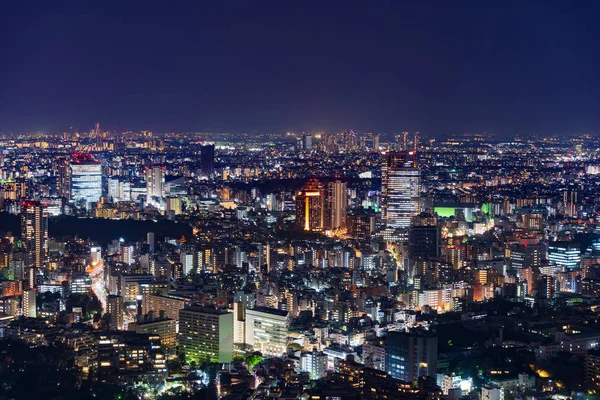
[106,294,124,330]
[296,180,325,232]
[22,288,36,318]
[381,150,421,229]
[179,306,233,363]
[145,166,165,203]
[55,156,71,198]
[324,180,347,231]
[200,144,215,179]
[70,153,103,209]
[21,200,48,269]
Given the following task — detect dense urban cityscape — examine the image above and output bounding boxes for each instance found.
[0,128,600,400]
[3,1,600,399]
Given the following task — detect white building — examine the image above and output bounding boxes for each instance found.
[145,166,165,204]
[300,351,328,379]
[70,155,102,209]
[482,385,502,400]
[245,306,289,357]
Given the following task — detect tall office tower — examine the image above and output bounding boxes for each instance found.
[245,306,289,357]
[22,288,36,318]
[55,156,71,198]
[70,153,103,209]
[179,306,233,363]
[381,150,421,229]
[145,166,165,202]
[21,200,49,269]
[564,189,578,218]
[296,180,325,232]
[408,212,441,259]
[385,330,437,381]
[200,143,215,179]
[106,295,124,330]
[324,180,347,231]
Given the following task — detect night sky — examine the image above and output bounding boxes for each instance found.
[1,1,599,135]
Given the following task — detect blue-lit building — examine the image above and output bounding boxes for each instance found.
[548,241,581,270]
[385,330,437,381]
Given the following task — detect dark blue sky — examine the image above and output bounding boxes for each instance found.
[1,1,599,135]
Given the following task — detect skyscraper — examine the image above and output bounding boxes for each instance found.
[70,153,103,209]
[324,180,347,231]
[200,144,215,179]
[296,180,325,232]
[21,200,49,269]
[381,151,421,229]
[145,166,165,203]
[55,156,71,198]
